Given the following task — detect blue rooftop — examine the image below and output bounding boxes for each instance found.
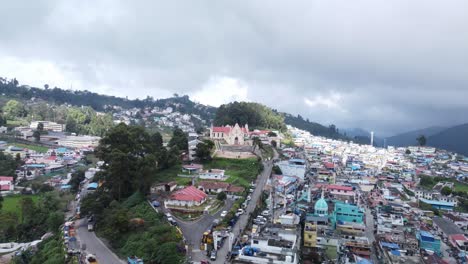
[380,242,400,250]
[420,198,455,206]
[87,182,98,189]
[56,147,69,153]
[419,230,434,238]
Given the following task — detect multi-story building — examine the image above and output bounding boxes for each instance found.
[331,201,364,228]
[277,159,306,181]
[30,121,66,132]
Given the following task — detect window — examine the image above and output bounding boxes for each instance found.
[253,240,259,244]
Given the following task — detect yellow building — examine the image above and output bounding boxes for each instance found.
[304,222,318,248]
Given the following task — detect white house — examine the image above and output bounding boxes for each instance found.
[198,169,227,181]
[165,186,207,207]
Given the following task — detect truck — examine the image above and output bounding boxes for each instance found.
[87,222,94,231]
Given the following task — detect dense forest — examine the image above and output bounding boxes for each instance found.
[214,102,286,131]
[0,77,216,123]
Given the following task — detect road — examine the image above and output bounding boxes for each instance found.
[76,219,125,264]
[364,203,379,264]
[73,180,125,264]
[177,198,235,246]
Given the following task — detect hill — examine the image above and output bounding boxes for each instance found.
[283,114,346,140]
[214,102,286,131]
[0,77,216,123]
[1,77,356,140]
[385,126,447,147]
[428,123,468,156]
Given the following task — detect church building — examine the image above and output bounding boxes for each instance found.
[209,123,249,145]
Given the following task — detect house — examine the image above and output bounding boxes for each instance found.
[448,234,468,252]
[198,169,226,181]
[165,186,207,207]
[226,185,245,195]
[277,159,306,181]
[331,201,364,228]
[327,184,355,202]
[151,181,177,193]
[209,123,249,145]
[198,181,229,193]
[0,176,14,191]
[416,230,441,254]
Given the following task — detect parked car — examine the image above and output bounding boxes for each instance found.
[253,218,266,225]
[212,219,220,226]
[220,211,228,218]
[246,195,251,201]
[261,210,270,216]
[210,250,217,260]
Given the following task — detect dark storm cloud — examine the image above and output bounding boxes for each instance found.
[1,0,468,135]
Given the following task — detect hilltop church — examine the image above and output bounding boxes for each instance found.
[209,123,249,145]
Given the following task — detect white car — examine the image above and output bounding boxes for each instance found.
[261,210,270,216]
[220,210,228,217]
[246,195,252,201]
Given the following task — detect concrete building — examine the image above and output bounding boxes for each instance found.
[198,169,226,181]
[57,135,100,148]
[331,201,364,228]
[416,230,441,254]
[277,159,306,181]
[30,121,65,132]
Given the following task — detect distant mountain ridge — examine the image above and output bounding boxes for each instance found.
[385,126,447,147]
[428,123,468,156]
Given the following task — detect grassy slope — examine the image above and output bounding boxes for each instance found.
[203,157,261,187]
[3,195,39,219]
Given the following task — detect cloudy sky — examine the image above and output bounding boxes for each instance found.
[1,0,468,136]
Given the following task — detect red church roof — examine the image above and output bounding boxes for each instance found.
[170,186,207,202]
[212,125,249,133]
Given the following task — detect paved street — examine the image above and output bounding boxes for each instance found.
[177,198,235,247]
[75,219,125,264]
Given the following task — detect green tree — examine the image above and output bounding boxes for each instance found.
[405,149,411,155]
[267,131,277,137]
[168,127,188,153]
[441,186,452,196]
[195,140,214,161]
[273,165,282,175]
[3,100,26,119]
[417,135,427,146]
[36,122,44,132]
[217,191,227,201]
[0,151,19,176]
[271,140,277,148]
[33,130,41,142]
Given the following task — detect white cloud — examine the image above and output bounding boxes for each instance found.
[304,92,346,112]
[192,76,249,107]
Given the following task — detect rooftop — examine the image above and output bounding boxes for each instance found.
[433,216,464,235]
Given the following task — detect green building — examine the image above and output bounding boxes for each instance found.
[331,201,364,228]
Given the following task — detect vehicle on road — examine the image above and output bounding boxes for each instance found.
[253,218,266,225]
[210,250,217,260]
[249,188,254,193]
[246,195,251,201]
[167,217,178,226]
[165,212,172,218]
[151,200,160,207]
[235,209,245,217]
[212,219,220,227]
[242,201,248,209]
[220,210,228,218]
[261,210,270,216]
[87,222,94,232]
[127,256,144,264]
[85,254,98,264]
